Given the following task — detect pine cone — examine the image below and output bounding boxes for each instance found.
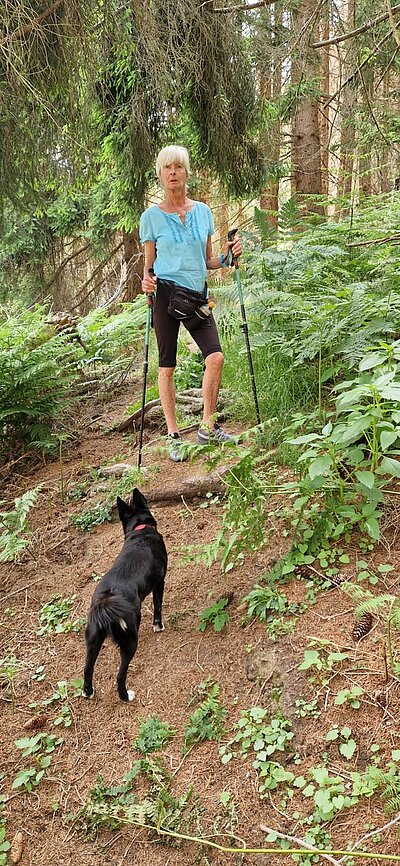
[218,591,234,606]
[373,689,387,708]
[295,565,311,579]
[330,573,347,588]
[352,613,373,641]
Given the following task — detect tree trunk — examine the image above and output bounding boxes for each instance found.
[259,4,282,229]
[336,0,356,214]
[358,66,374,197]
[319,6,330,199]
[291,0,323,214]
[122,228,142,301]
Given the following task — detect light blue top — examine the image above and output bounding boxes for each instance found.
[139,201,215,294]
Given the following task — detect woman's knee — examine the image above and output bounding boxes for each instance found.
[158,366,175,382]
[205,351,224,372]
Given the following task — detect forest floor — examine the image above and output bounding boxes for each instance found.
[1,382,400,866]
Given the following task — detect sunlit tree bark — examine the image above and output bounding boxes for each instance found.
[291,0,323,213]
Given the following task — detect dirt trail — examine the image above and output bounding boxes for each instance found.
[1,393,400,865]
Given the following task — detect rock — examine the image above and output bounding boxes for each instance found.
[245,646,277,682]
[98,463,134,477]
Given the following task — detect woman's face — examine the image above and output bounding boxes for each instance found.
[160,162,187,193]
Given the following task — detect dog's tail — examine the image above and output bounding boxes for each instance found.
[87,594,135,638]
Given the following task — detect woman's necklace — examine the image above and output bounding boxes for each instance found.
[164,198,187,219]
[176,202,187,220]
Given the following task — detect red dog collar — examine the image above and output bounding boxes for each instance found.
[134,524,153,531]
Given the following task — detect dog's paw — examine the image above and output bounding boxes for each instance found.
[127,690,136,702]
[82,689,94,699]
[153,623,165,633]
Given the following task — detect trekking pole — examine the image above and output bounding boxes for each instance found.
[228,228,261,426]
[137,270,154,470]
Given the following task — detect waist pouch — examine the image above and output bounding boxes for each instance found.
[162,280,211,330]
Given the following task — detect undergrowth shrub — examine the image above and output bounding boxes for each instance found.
[0,306,80,458]
[77,300,147,365]
[76,757,198,841]
[0,486,41,562]
[220,193,400,432]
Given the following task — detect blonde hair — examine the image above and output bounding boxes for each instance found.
[156,145,191,181]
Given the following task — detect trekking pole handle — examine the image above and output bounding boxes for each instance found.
[147,268,155,324]
[227,227,239,267]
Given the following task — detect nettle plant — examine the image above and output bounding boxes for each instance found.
[220,707,295,795]
[36,594,84,636]
[287,341,400,555]
[0,486,41,562]
[13,733,63,792]
[298,638,349,687]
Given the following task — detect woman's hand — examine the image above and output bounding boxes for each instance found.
[142,272,157,294]
[224,231,242,263]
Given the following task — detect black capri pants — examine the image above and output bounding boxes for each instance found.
[153,279,222,368]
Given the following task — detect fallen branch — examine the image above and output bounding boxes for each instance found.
[348,233,400,248]
[114,389,229,432]
[0,578,43,604]
[337,813,400,863]
[260,826,342,866]
[143,469,230,504]
[115,399,161,432]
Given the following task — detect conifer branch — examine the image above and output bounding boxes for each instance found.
[312,3,400,48]
[0,0,65,48]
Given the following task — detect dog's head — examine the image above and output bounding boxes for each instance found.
[117,488,157,535]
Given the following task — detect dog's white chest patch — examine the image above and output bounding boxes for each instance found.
[119,618,128,631]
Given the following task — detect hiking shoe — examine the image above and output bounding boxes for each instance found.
[168,432,186,462]
[197,422,236,445]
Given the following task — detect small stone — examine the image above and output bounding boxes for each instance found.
[99,463,134,477]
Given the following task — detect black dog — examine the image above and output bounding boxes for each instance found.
[82,488,167,702]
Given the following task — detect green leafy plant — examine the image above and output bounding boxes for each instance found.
[298,639,349,685]
[334,685,364,709]
[283,343,400,567]
[294,698,321,719]
[0,486,41,562]
[325,725,357,760]
[133,716,176,754]
[0,797,10,866]
[70,502,112,531]
[243,582,288,622]
[29,678,83,726]
[0,307,80,459]
[183,679,227,752]
[296,765,357,821]
[76,756,198,840]
[36,594,83,636]
[197,597,230,633]
[199,449,268,573]
[0,654,24,709]
[242,580,302,639]
[13,733,63,792]
[174,350,204,391]
[220,708,294,796]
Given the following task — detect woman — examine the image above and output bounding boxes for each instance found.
[140,144,242,462]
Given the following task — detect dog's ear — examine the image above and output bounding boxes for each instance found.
[130,488,148,510]
[117,496,132,523]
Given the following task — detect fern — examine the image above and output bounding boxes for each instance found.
[0,307,79,457]
[371,765,400,815]
[0,486,41,562]
[353,594,395,620]
[201,449,268,573]
[183,679,227,752]
[77,757,197,840]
